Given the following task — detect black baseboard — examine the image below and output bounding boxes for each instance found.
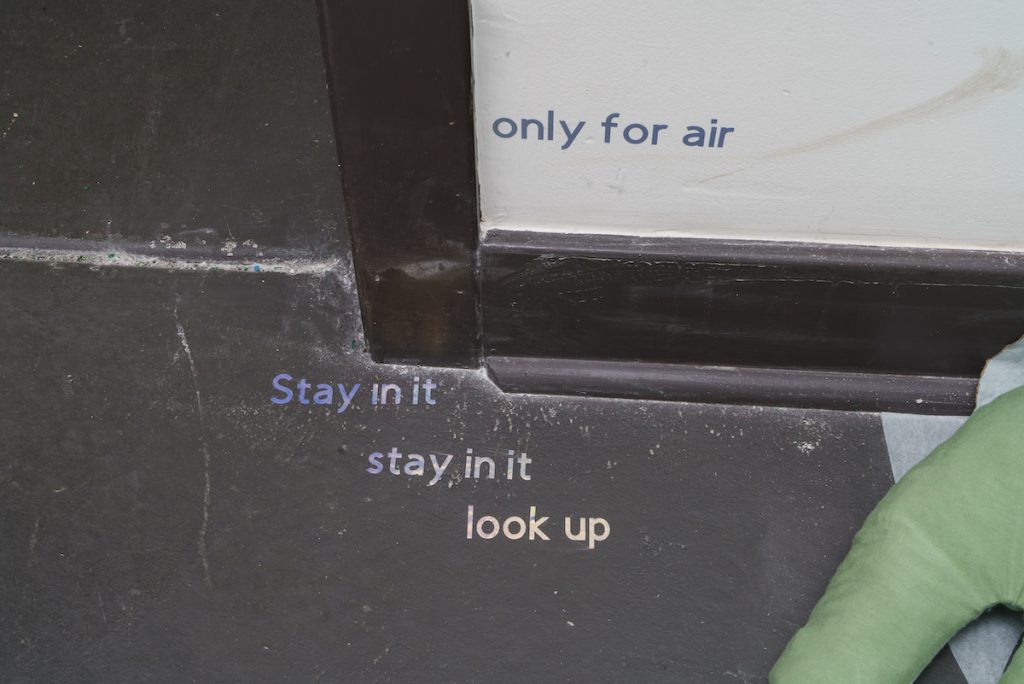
[481,230,1024,414]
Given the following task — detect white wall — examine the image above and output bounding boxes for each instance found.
[470,0,1024,250]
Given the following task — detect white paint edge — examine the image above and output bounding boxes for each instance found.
[0,244,340,275]
[481,221,1024,254]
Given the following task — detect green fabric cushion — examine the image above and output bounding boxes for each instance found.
[771,386,1024,683]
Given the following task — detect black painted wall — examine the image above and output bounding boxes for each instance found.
[1,0,343,256]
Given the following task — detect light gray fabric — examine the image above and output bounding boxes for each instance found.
[953,614,1024,684]
[978,338,1024,409]
[883,414,966,482]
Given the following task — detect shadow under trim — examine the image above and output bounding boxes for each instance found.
[480,229,1024,415]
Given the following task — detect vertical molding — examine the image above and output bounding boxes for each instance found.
[319,0,480,366]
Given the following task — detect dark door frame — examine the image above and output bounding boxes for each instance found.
[319,0,481,368]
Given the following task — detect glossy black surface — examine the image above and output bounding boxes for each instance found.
[319,0,480,367]
[481,229,1024,413]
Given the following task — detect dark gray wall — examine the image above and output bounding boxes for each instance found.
[1,0,343,255]
[0,2,970,682]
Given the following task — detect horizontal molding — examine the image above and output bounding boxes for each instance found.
[483,229,1024,280]
[488,356,977,414]
[480,229,1024,413]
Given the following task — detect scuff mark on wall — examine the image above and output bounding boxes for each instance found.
[768,47,1023,158]
[702,48,1024,183]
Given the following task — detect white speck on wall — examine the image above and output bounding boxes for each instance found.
[2,112,18,140]
[796,441,818,454]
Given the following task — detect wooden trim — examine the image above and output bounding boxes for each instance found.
[481,229,1024,413]
[487,356,977,415]
[318,0,480,366]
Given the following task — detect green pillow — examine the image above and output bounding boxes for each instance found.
[771,385,1024,683]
